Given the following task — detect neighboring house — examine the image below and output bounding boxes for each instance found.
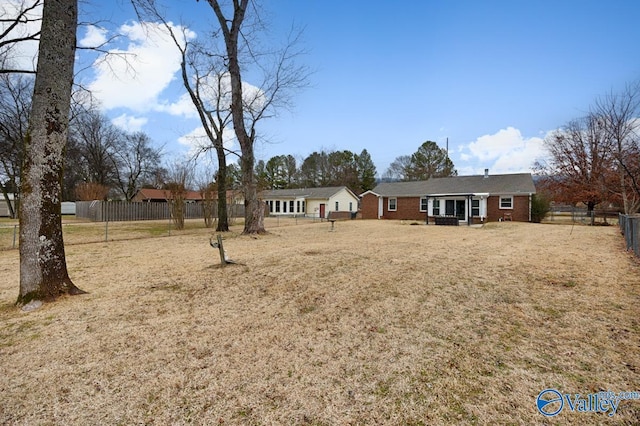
[261,186,360,219]
[360,171,536,224]
[132,188,204,203]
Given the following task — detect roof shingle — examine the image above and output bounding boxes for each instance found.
[369,173,536,197]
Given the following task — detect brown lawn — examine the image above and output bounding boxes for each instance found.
[0,220,639,425]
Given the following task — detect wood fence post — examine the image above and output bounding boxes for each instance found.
[217,234,227,266]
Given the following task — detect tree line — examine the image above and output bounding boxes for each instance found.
[0,74,163,218]
[2,80,456,219]
[254,149,376,194]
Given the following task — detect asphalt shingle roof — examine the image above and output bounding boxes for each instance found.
[370,173,536,197]
[261,186,352,199]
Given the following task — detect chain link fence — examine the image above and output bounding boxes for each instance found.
[619,214,640,258]
[0,215,328,251]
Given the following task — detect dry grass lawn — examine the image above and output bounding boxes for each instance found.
[0,220,639,425]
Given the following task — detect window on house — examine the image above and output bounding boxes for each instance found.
[388,198,397,211]
[420,197,428,212]
[500,196,513,209]
[472,199,480,216]
[349,202,353,211]
[283,201,287,213]
[302,201,306,213]
[275,200,281,213]
[290,200,294,212]
[296,200,300,213]
[335,201,339,211]
[433,199,440,215]
[445,200,455,216]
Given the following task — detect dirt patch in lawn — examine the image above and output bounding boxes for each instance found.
[0,220,639,424]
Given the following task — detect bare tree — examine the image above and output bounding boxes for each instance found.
[383,155,412,182]
[18,0,84,305]
[204,0,309,234]
[195,165,217,228]
[165,160,193,230]
[0,0,42,74]
[175,36,233,231]
[132,0,308,233]
[112,131,162,201]
[70,108,122,189]
[0,73,31,217]
[130,1,235,231]
[592,81,640,214]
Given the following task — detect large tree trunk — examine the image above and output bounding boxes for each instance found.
[239,131,264,234]
[18,0,84,305]
[208,0,265,235]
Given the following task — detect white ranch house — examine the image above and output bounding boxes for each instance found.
[261,186,360,219]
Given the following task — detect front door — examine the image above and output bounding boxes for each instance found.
[319,203,326,219]
[456,200,466,221]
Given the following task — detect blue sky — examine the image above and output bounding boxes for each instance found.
[6,0,640,178]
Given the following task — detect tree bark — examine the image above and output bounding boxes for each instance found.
[215,161,229,232]
[18,0,84,305]
[207,0,265,235]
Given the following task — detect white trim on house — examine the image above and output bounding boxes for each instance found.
[262,186,359,218]
[419,196,428,212]
[425,192,490,223]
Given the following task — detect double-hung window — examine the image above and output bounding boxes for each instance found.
[420,197,428,212]
[500,196,513,209]
[388,198,397,211]
[433,199,440,216]
[472,199,480,216]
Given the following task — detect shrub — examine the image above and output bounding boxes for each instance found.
[531,193,551,223]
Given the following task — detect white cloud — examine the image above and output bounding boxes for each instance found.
[111,114,148,132]
[155,92,198,118]
[459,127,547,174]
[79,25,109,48]
[87,21,196,112]
[178,125,238,154]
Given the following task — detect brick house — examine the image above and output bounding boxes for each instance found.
[360,171,536,224]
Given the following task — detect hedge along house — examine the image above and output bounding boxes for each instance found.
[261,186,360,219]
[360,171,536,224]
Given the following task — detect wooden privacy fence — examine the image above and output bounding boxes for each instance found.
[619,214,640,258]
[76,201,245,222]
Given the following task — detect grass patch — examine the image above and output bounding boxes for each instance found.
[0,220,637,424]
